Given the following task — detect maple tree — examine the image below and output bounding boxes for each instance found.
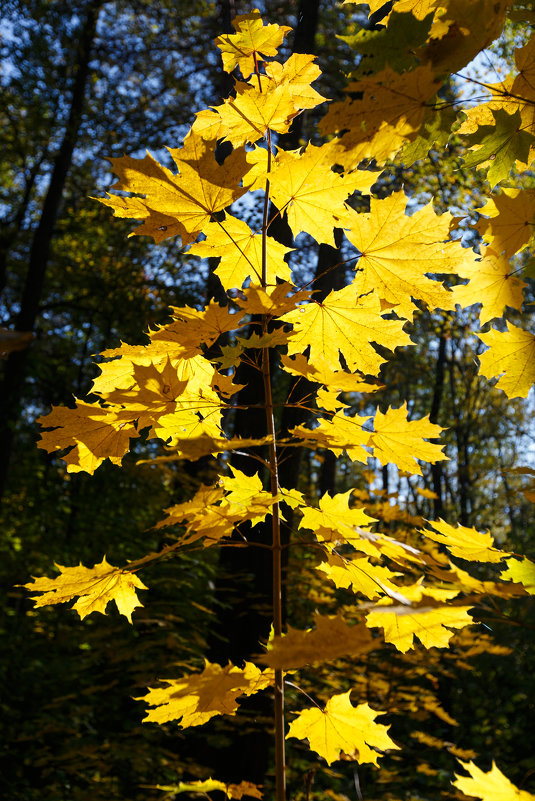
[19,4,535,800]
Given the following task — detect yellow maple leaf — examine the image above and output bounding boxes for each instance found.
[422,519,508,562]
[511,35,535,103]
[155,470,278,548]
[317,552,405,601]
[158,302,247,350]
[268,143,375,246]
[188,214,292,290]
[299,489,376,546]
[453,760,535,800]
[452,250,525,324]
[386,0,443,18]
[99,130,247,242]
[281,283,412,377]
[96,348,226,450]
[263,53,327,113]
[421,0,510,74]
[501,557,535,593]
[366,594,474,652]
[220,466,279,522]
[368,403,447,475]
[148,779,228,796]
[23,558,147,623]
[37,401,139,474]
[291,410,372,464]
[143,779,262,799]
[108,359,189,426]
[478,322,535,398]
[432,561,524,598]
[346,193,472,319]
[286,691,399,765]
[92,346,216,396]
[262,613,375,669]
[214,9,291,77]
[140,660,274,728]
[476,189,535,258]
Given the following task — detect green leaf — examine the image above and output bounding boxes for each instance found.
[399,106,459,165]
[462,109,535,186]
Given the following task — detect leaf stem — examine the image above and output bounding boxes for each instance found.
[261,126,286,801]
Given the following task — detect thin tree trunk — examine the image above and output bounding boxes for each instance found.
[0,0,103,502]
[448,335,469,524]
[205,0,322,789]
[0,150,49,296]
[429,327,447,518]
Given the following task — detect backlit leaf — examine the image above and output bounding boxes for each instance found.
[140,661,274,728]
[453,760,535,800]
[369,403,447,475]
[286,691,399,765]
[478,322,535,398]
[23,558,147,623]
[214,9,291,77]
[262,614,375,669]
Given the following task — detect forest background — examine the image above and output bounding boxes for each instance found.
[1,0,535,800]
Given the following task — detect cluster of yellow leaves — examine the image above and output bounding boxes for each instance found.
[22,5,535,786]
[155,467,280,547]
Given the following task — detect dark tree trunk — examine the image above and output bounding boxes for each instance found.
[0,0,102,502]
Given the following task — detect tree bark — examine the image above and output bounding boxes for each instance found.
[0,0,102,502]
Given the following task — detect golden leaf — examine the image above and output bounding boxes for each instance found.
[188,214,292,290]
[422,519,508,562]
[366,594,474,652]
[321,65,441,166]
[501,557,535,593]
[23,558,147,623]
[268,143,375,246]
[211,54,326,147]
[281,283,412,377]
[37,401,139,474]
[368,402,448,475]
[453,250,525,324]
[478,322,535,398]
[262,613,375,669]
[214,8,291,77]
[476,189,535,258]
[99,130,247,242]
[453,760,535,800]
[286,691,399,766]
[346,193,471,319]
[140,661,274,728]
